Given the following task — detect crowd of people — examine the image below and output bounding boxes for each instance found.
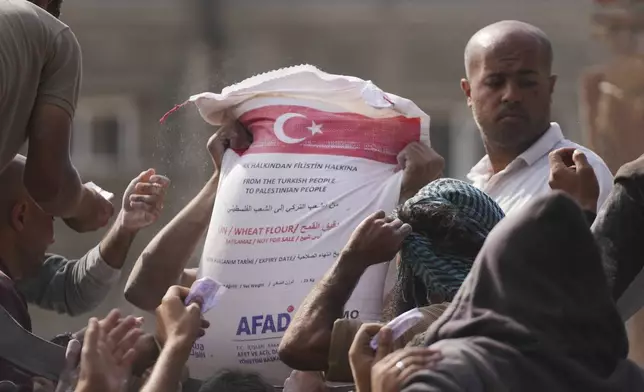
[1,0,643,391]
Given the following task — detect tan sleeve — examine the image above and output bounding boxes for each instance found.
[326,318,363,383]
[36,28,81,118]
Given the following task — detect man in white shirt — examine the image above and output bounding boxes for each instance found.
[461,20,613,215]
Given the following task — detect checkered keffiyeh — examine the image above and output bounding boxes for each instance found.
[395,178,505,302]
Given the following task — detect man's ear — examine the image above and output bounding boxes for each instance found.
[461,78,473,107]
[9,202,28,232]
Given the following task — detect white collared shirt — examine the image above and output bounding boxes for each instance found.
[467,123,614,216]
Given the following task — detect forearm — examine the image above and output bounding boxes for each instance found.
[59,208,142,315]
[24,110,81,218]
[124,176,219,311]
[279,252,366,370]
[52,200,143,314]
[62,246,120,316]
[25,158,82,218]
[140,340,191,392]
[16,249,120,316]
[99,212,138,270]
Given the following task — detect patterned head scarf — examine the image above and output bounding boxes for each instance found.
[394,178,504,303]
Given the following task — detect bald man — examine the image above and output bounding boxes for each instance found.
[0,155,169,322]
[463,20,613,215]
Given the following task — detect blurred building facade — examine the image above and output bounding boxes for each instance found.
[32,0,606,337]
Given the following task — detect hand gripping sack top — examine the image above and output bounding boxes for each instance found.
[183,65,430,384]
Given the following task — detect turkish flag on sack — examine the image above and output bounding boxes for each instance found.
[180,66,430,385]
[238,105,421,164]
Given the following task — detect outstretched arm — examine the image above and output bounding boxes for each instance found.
[124,175,219,311]
[18,170,169,315]
[125,121,251,311]
[279,211,411,370]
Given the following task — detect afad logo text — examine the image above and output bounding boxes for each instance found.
[236,306,359,336]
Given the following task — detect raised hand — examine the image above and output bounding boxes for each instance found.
[342,210,413,269]
[371,346,442,392]
[548,147,599,212]
[75,310,143,392]
[207,118,253,174]
[155,286,210,349]
[64,184,114,233]
[119,169,170,232]
[397,142,445,201]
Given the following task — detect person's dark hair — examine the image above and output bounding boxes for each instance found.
[382,202,491,321]
[397,202,484,258]
[198,370,275,392]
[382,203,483,321]
[382,185,502,321]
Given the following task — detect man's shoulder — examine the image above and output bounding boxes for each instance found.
[557,139,606,164]
[15,254,69,291]
[0,0,70,39]
[557,139,613,179]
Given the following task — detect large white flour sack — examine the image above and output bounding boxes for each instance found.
[185,65,430,384]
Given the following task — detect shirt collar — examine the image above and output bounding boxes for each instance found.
[517,123,564,166]
[467,155,492,182]
[467,122,563,181]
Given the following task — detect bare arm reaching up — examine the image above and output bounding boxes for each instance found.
[140,286,210,392]
[124,122,251,311]
[279,211,412,370]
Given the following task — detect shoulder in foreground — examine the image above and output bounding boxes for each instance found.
[0,0,69,32]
